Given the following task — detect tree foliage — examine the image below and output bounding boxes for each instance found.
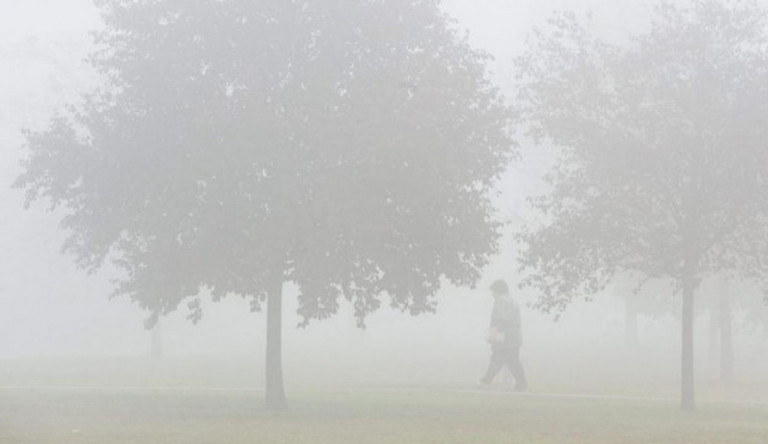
[516,0,768,313]
[17,0,514,327]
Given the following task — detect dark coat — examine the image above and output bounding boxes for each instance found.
[490,295,522,349]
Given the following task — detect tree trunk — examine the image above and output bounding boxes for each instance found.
[265,276,287,410]
[625,295,639,349]
[708,305,719,356]
[681,277,696,411]
[717,276,733,381]
[150,321,163,360]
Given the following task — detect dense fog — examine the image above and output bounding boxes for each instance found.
[2,0,768,442]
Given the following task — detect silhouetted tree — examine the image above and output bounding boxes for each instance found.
[606,274,676,349]
[150,319,163,360]
[16,0,513,409]
[715,276,734,380]
[701,275,768,381]
[515,1,768,411]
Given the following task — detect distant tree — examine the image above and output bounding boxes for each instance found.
[150,319,163,361]
[606,274,676,348]
[700,275,768,380]
[734,284,768,336]
[714,276,735,380]
[515,1,768,411]
[16,0,513,409]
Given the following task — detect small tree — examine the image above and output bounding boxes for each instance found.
[606,274,677,349]
[515,1,768,411]
[701,274,768,380]
[16,0,514,409]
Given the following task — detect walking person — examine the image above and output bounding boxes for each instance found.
[481,279,527,390]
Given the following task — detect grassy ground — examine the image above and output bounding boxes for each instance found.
[0,388,766,444]
[0,352,766,443]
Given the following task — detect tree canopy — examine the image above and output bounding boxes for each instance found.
[18,0,513,322]
[515,0,768,410]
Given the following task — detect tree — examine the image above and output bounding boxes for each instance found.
[606,274,677,349]
[150,319,163,360]
[515,0,768,411]
[701,274,768,381]
[715,275,734,380]
[16,0,514,409]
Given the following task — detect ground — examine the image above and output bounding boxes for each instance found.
[0,352,766,443]
[1,385,767,443]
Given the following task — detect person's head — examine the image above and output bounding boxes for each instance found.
[489,279,509,298]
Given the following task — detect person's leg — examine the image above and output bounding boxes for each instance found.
[507,347,527,390]
[481,349,506,384]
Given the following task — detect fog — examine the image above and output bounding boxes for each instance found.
[2,0,768,442]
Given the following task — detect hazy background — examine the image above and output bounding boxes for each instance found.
[1,0,766,397]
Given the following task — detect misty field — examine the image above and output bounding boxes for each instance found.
[1,388,766,444]
[6,0,768,439]
[1,356,766,444]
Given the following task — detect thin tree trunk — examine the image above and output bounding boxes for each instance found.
[718,276,733,381]
[681,277,696,411]
[625,295,639,348]
[265,276,287,410]
[708,305,719,356]
[150,321,163,360]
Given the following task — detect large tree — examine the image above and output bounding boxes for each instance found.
[16,0,513,409]
[515,0,768,411]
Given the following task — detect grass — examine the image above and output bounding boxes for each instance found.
[0,388,766,443]
[0,351,766,443]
